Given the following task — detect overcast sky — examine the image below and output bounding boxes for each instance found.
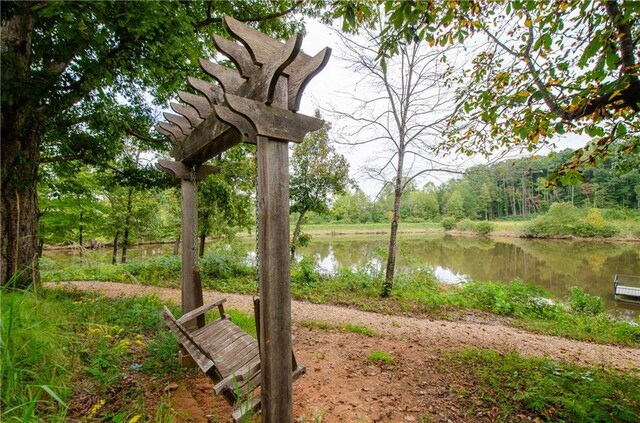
[296,19,590,197]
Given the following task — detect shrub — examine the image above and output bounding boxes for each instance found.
[523,204,617,238]
[441,217,456,230]
[453,279,556,318]
[569,287,604,316]
[476,221,494,234]
[291,258,324,287]
[199,250,253,280]
[123,255,181,285]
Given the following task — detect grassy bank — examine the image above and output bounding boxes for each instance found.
[450,348,640,421]
[0,287,256,422]
[42,252,640,347]
[291,206,640,240]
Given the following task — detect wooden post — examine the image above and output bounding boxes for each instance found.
[257,79,292,422]
[155,160,219,331]
[180,177,201,331]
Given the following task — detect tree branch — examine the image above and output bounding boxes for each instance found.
[194,1,303,29]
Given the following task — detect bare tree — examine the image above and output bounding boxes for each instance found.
[332,28,465,297]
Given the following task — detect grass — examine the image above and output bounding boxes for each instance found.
[288,222,442,236]
[0,287,188,422]
[366,350,395,365]
[344,324,376,337]
[452,348,640,421]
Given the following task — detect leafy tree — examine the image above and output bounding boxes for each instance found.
[38,167,106,251]
[337,1,640,180]
[331,188,377,223]
[0,0,321,288]
[444,190,465,220]
[197,145,255,257]
[290,113,350,259]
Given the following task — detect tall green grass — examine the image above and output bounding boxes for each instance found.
[1,288,184,422]
[1,290,72,421]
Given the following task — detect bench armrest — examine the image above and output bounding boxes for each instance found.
[177,298,227,325]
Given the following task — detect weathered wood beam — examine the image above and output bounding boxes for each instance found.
[199,59,246,94]
[174,113,239,164]
[155,159,219,181]
[213,104,257,143]
[224,15,311,74]
[187,76,223,106]
[157,122,185,143]
[177,31,301,161]
[178,91,212,118]
[212,35,258,78]
[287,47,331,111]
[154,160,220,332]
[256,77,292,423]
[163,112,193,136]
[170,102,203,127]
[225,93,323,142]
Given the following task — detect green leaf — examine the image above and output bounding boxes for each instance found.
[39,385,68,409]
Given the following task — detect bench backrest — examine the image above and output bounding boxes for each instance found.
[162,306,215,372]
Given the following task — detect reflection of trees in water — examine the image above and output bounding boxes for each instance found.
[295,235,639,313]
[305,238,387,270]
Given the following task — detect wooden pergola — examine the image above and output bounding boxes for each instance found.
[155,16,330,422]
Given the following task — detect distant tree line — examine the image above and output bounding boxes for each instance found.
[311,144,640,224]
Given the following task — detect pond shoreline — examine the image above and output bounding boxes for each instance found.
[42,223,640,251]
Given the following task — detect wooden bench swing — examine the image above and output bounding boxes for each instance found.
[154,14,330,422]
[161,296,305,422]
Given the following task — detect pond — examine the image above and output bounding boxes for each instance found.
[44,234,640,317]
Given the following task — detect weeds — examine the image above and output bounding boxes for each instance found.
[366,350,395,365]
[1,288,185,422]
[453,348,640,421]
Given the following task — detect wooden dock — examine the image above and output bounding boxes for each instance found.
[614,274,640,302]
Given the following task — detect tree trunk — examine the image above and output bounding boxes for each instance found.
[571,185,575,206]
[112,230,120,265]
[521,173,527,216]
[383,178,403,298]
[121,187,133,264]
[1,7,41,289]
[173,234,180,256]
[290,209,307,262]
[199,233,206,258]
[79,211,84,257]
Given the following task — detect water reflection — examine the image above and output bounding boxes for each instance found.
[44,234,640,316]
[291,234,640,316]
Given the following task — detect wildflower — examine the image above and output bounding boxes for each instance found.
[128,415,142,423]
[135,339,145,346]
[86,399,105,420]
[114,339,131,353]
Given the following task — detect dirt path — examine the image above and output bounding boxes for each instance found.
[50,281,640,371]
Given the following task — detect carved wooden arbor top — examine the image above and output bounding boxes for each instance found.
[155,15,331,165]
